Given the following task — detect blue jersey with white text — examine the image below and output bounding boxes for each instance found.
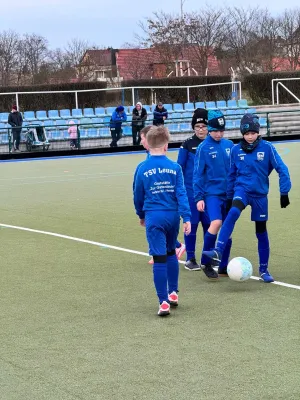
[193,135,234,202]
[227,140,291,198]
[133,155,191,222]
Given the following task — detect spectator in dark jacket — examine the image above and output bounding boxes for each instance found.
[8,105,23,152]
[109,106,127,147]
[132,102,147,145]
[153,102,168,126]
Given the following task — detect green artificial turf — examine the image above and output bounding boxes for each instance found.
[0,142,299,399]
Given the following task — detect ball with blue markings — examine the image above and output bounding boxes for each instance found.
[227,257,253,282]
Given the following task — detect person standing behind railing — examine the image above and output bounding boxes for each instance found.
[68,120,78,149]
[132,102,147,145]
[110,106,127,147]
[8,104,23,152]
[153,102,168,126]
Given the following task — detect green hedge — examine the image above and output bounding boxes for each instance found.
[0,82,107,112]
[122,76,232,105]
[244,71,300,105]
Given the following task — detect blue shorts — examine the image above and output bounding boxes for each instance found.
[205,195,227,222]
[189,197,210,226]
[233,190,268,221]
[145,210,180,256]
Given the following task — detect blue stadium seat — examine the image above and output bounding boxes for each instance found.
[236,108,245,115]
[173,103,184,113]
[92,117,103,127]
[126,115,132,123]
[72,109,83,118]
[205,101,216,109]
[60,109,71,119]
[143,105,151,113]
[225,120,235,130]
[259,117,267,127]
[238,99,248,108]
[248,108,257,113]
[195,102,205,109]
[227,100,238,108]
[105,107,115,116]
[163,104,173,113]
[24,111,36,121]
[182,112,193,120]
[80,127,88,138]
[57,120,68,130]
[0,113,9,122]
[216,100,227,109]
[184,103,195,111]
[122,126,132,136]
[88,128,98,138]
[180,123,191,132]
[99,127,110,137]
[103,116,111,124]
[52,131,63,140]
[168,123,179,133]
[48,110,60,120]
[84,108,95,117]
[95,107,106,117]
[80,118,93,128]
[36,110,48,120]
[128,106,134,113]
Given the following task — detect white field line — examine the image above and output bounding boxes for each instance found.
[0,223,299,291]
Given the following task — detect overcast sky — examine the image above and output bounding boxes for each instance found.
[1,0,299,49]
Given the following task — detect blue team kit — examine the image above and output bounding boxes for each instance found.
[134,155,191,255]
[228,139,291,220]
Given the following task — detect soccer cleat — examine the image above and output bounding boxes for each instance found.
[148,257,154,265]
[168,291,179,307]
[202,249,222,263]
[260,270,274,283]
[201,264,219,280]
[185,259,201,271]
[176,243,186,260]
[158,301,170,316]
[218,266,228,277]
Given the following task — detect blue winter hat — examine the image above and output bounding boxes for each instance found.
[116,105,124,112]
[240,113,260,135]
[208,109,226,132]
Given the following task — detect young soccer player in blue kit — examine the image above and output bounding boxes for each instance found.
[177,108,210,271]
[193,109,234,280]
[134,126,186,265]
[134,126,191,316]
[202,113,291,282]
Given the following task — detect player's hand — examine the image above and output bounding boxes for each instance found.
[183,222,191,235]
[280,194,290,208]
[197,200,205,212]
[139,219,145,227]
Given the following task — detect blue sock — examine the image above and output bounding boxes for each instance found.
[216,207,241,252]
[184,223,198,260]
[219,238,232,268]
[176,240,181,248]
[167,254,179,294]
[201,231,217,265]
[153,262,168,304]
[256,231,270,272]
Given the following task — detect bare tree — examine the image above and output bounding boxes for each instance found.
[278,9,300,70]
[256,11,282,72]
[0,30,21,86]
[23,33,49,84]
[65,38,97,81]
[138,12,187,76]
[184,9,227,75]
[222,7,263,73]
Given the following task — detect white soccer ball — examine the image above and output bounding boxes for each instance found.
[227,257,253,282]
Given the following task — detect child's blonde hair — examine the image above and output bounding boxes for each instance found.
[147,126,170,149]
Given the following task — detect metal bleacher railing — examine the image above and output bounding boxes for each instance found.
[0,102,299,154]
